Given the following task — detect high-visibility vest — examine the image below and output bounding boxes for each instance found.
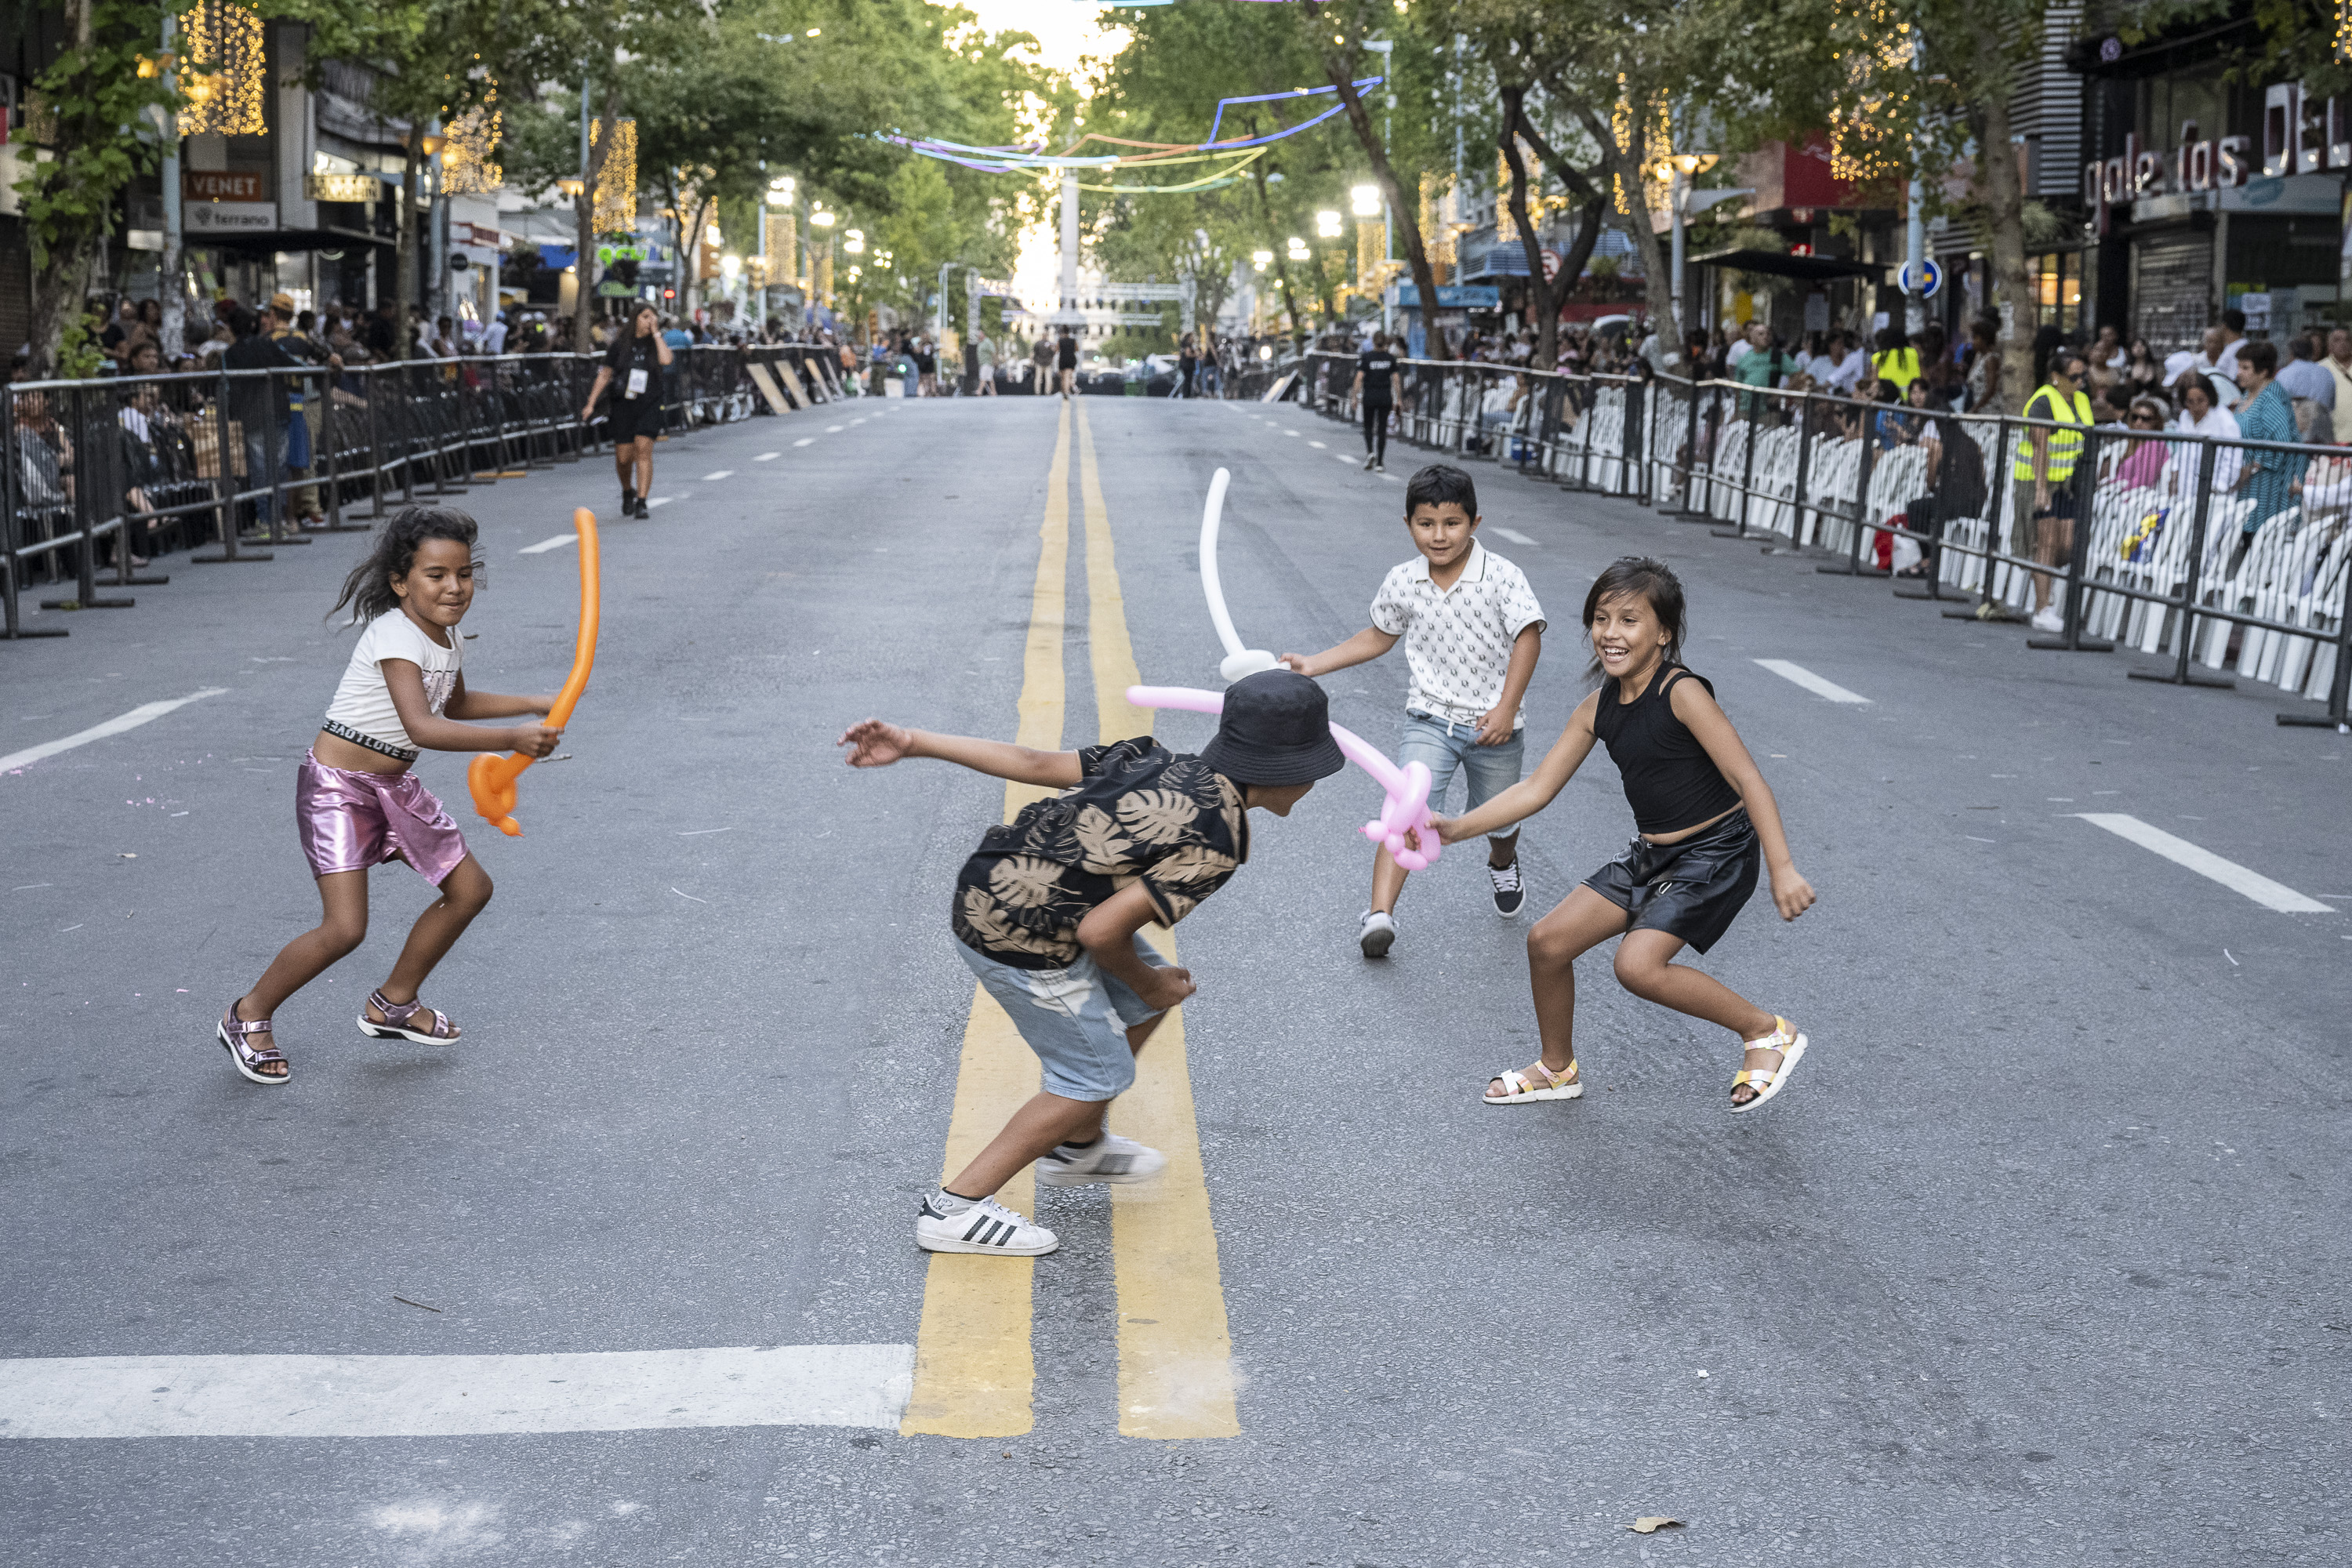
[1873,347,1921,391]
[2012,384,2095,481]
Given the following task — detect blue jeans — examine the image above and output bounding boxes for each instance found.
[1399,711,1524,841]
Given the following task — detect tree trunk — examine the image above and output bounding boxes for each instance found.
[572,85,623,354]
[1970,70,2032,413]
[23,0,95,380]
[395,145,418,359]
[1498,85,1604,372]
[1570,100,1679,353]
[1321,53,1449,360]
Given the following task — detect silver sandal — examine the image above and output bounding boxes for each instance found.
[219,1004,290,1085]
[358,989,461,1045]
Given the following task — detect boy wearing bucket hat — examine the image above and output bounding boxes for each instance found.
[838,670,1345,1258]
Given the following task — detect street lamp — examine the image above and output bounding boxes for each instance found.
[1316,209,1342,238]
[1286,237,1309,260]
[1351,183,1381,218]
[810,208,835,229]
[844,228,865,256]
[766,175,795,206]
[1250,249,1272,272]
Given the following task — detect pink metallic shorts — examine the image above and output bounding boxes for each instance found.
[296,750,470,886]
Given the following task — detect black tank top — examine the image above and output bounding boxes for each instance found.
[1592,666,1742,834]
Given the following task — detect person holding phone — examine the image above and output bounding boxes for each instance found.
[579,302,673,519]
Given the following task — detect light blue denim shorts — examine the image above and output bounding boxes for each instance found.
[1399,711,1524,840]
[956,934,1170,1102]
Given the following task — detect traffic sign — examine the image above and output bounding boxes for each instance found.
[1898,258,1943,299]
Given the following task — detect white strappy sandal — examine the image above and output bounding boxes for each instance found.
[1730,1017,1808,1112]
[1483,1057,1582,1105]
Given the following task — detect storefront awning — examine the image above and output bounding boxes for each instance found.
[1690,248,1881,282]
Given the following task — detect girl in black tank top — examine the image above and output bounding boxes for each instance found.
[1420,557,1820,1116]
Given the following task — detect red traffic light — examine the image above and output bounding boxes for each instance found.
[662,288,676,299]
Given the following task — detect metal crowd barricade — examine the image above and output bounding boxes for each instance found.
[1301,350,1657,500]
[2,343,819,639]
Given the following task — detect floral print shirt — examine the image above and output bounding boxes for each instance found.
[953,738,1250,970]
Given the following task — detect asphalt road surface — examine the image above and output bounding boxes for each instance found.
[5,389,2349,1566]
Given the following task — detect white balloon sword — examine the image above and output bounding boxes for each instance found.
[1199,467,1278,682]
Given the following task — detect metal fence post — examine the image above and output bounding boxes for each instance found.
[2,384,67,637]
[2128,440,2233,689]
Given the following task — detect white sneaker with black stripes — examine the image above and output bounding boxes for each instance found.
[1034,1132,1167,1187]
[916,1194,1059,1257]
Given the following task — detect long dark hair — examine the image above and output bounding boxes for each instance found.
[329,506,481,626]
[1581,556,1687,681]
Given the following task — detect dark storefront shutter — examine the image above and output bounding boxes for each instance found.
[2132,233,2211,357]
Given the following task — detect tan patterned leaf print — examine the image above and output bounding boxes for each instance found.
[960,887,1067,957]
[1071,804,1129,872]
[1152,845,1238,889]
[988,855,1066,911]
[1116,788,1200,846]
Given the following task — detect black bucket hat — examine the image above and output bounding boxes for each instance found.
[1198,670,1347,786]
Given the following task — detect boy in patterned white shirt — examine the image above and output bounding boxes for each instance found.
[1280,463,1545,956]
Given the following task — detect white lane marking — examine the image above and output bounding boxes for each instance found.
[1334,453,1356,465]
[2074,815,2334,913]
[1752,659,1871,705]
[702,470,733,481]
[0,1345,913,1439]
[1,689,229,775]
[1283,428,1300,437]
[849,418,867,426]
[826,425,844,433]
[1308,440,1327,449]
[645,496,674,510]
[518,533,576,555]
[1493,527,1539,546]
[754,452,779,461]
[793,437,817,448]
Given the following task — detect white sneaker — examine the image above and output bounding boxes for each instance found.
[1035,1132,1166,1186]
[1489,858,1526,919]
[1359,908,1397,958]
[916,1194,1059,1256]
[1363,452,1377,470]
[2030,604,2064,633]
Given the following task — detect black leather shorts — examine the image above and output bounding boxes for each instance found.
[1581,808,1759,954]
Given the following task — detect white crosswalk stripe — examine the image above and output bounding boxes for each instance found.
[0,1345,913,1438]
[2074,815,2335,913]
[1752,659,1871,704]
[517,533,576,555]
[1,689,228,775]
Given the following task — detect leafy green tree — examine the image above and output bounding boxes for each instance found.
[15,0,182,378]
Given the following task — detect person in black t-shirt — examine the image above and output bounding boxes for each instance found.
[1178,334,1198,399]
[1056,328,1078,398]
[1352,332,1400,471]
[579,302,673,518]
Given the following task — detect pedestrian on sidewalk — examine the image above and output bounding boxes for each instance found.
[216,508,563,1085]
[837,670,1344,1257]
[1352,332,1398,471]
[1057,327,1078,397]
[579,302,671,519]
[1430,556,1816,1111]
[1276,464,1545,958]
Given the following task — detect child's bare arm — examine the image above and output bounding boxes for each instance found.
[837,720,1083,788]
[443,673,558,721]
[1278,626,1398,677]
[385,660,561,757]
[1074,882,1197,1014]
[1671,680,1815,920]
[1477,622,1544,745]
[1436,692,1599,843]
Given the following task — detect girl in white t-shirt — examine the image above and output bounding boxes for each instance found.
[217,507,563,1085]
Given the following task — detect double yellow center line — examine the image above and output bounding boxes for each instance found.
[898,400,1239,1442]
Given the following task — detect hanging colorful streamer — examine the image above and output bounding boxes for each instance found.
[884,75,1382,194]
